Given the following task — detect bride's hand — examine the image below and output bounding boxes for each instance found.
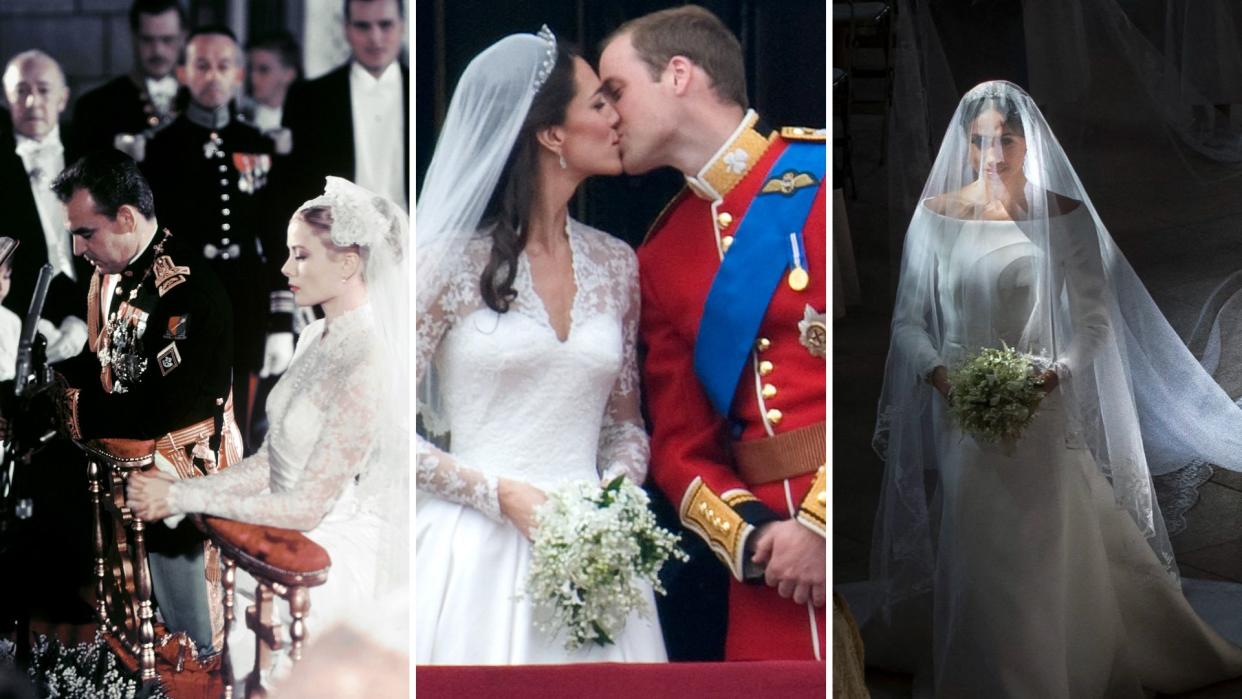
[498,478,548,541]
[127,470,178,521]
[929,366,952,400]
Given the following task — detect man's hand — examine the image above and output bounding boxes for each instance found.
[127,470,178,521]
[260,332,295,377]
[750,519,826,607]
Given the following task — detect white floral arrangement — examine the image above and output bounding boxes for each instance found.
[947,345,1050,443]
[0,633,171,698]
[525,476,687,650]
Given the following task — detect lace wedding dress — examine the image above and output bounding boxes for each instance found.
[864,205,1242,697]
[168,304,385,673]
[416,218,667,664]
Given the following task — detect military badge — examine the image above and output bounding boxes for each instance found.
[233,152,272,194]
[164,314,189,340]
[761,170,819,197]
[153,255,190,297]
[101,304,150,393]
[157,342,181,376]
[798,305,826,358]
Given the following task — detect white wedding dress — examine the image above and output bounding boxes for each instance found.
[169,304,385,674]
[416,218,667,664]
[863,205,1242,697]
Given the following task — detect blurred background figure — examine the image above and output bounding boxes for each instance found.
[242,30,302,134]
[73,0,188,154]
[0,50,89,363]
[139,25,290,451]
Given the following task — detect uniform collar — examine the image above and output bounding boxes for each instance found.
[685,109,771,201]
[185,100,231,130]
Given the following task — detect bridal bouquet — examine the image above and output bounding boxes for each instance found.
[525,476,687,650]
[947,345,1049,443]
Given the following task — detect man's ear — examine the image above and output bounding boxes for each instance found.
[114,204,137,233]
[667,56,694,96]
[535,125,567,159]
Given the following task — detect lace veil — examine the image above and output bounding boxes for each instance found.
[871,80,1242,611]
[415,26,557,433]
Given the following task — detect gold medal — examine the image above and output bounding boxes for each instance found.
[788,267,809,291]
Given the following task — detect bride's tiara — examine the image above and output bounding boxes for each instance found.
[533,24,557,94]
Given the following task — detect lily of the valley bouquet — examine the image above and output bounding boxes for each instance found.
[947,344,1050,443]
[525,476,687,651]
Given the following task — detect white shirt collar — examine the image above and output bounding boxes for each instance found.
[350,60,401,89]
[15,126,64,157]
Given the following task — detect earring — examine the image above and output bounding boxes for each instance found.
[558,153,567,169]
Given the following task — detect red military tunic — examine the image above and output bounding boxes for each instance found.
[638,111,827,660]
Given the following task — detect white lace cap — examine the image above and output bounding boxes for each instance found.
[298,176,396,253]
[533,24,557,94]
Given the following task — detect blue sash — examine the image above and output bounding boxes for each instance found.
[693,141,825,417]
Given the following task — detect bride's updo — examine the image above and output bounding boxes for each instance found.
[478,41,578,314]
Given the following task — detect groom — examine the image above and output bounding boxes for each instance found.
[600,5,827,660]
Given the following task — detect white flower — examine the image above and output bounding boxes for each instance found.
[524,477,687,650]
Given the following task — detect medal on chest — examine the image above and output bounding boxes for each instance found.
[99,299,150,393]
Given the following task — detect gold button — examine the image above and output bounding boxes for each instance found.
[761,383,777,399]
[759,360,774,376]
[721,235,734,253]
[717,212,733,229]
[766,408,783,425]
[756,338,771,352]
[817,491,827,505]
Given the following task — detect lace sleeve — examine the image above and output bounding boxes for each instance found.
[415,264,502,522]
[168,440,273,504]
[168,359,378,531]
[598,247,650,484]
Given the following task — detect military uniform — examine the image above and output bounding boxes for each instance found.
[139,103,292,441]
[71,74,182,155]
[639,110,827,660]
[57,228,242,650]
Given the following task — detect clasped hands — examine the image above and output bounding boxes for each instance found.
[750,519,826,608]
[127,470,178,521]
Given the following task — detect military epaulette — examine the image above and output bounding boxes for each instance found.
[153,253,191,297]
[780,126,826,142]
[642,185,691,245]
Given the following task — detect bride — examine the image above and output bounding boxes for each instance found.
[866,80,1242,696]
[127,176,409,675]
[415,26,665,663]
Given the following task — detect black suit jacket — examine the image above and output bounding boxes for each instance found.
[72,74,185,155]
[278,61,409,218]
[0,125,91,326]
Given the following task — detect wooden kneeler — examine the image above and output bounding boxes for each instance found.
[196,516,331,698]
[76,437,161,683]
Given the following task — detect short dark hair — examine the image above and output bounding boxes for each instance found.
[128,0,187,32]
[247,31,302,73]
[603,5,748,110]
[343,0,404,23]
[52,150,156,220]
[187,24,239,46]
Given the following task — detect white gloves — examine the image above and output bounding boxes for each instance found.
[260,331,295,377]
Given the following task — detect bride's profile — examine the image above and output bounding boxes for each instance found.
[415,26,666,663]
[127,176,409,676]
[865,80,1242,696]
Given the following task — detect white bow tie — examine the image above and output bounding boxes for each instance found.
[147,77,178,100]
[15,136,63,165]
